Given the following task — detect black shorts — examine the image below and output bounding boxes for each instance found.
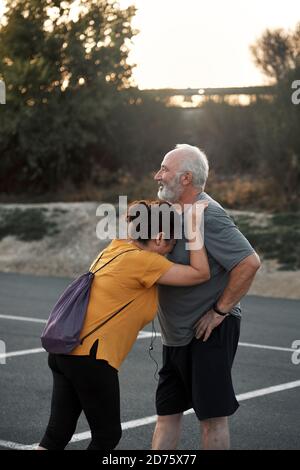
[156,315,240,421]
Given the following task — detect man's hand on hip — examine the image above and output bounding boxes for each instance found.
[194,309,227,341]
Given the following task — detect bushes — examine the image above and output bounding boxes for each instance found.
[0,207,59,241]
[234,211,300,270]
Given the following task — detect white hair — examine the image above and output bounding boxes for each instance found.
[175,144,209,190]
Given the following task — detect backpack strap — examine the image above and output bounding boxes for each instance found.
[80,248,141,346]
[90,248,140,275]
[89,251,105,273]
[80,298,135,345]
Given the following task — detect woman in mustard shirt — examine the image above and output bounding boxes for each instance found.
[38,200,209,450]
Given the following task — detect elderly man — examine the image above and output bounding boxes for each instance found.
[152,144,261,450]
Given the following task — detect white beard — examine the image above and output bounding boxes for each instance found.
[158,182,182,203]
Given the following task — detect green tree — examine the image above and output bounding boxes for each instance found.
[250,23,300,82]
[250,23,300,209]
[0,0,137,192]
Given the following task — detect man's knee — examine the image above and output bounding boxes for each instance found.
[153,413,183,450]
[201,416,228,433]
[156,413,183,427]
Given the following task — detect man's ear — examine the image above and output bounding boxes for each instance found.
[182,172,193,186]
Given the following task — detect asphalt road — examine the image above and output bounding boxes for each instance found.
[0,272,299,450]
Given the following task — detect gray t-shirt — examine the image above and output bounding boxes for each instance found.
[157,192,255,346]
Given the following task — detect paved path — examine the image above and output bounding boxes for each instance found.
[0,272,299,450]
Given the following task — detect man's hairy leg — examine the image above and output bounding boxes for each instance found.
[201,416,230,450]
[152,413,183,450]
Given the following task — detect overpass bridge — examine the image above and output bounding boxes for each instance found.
[141,85,274,107]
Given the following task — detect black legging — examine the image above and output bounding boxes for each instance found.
[39,341,122,450]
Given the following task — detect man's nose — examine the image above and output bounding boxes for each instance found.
[154,170,161,181]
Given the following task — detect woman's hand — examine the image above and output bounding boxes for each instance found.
[185,200,209,247]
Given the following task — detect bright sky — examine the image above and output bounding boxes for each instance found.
[1,0,299,89]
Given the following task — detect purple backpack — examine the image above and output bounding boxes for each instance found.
[41,249,138,354]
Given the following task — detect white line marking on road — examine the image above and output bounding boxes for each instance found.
[0,326,296,360]
[51,379,300,445]
[0,348,44,360]
[1,379,299,450]
[1,339,295,360]
[0,314,296,353]
[239,342,294,352]
[235,380,300,401]
[0,314,46,324]
[0,334,153,360]
[137,331,154,339]
[0,440,35,450]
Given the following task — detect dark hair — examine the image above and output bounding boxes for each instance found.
[127,199,180,245]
